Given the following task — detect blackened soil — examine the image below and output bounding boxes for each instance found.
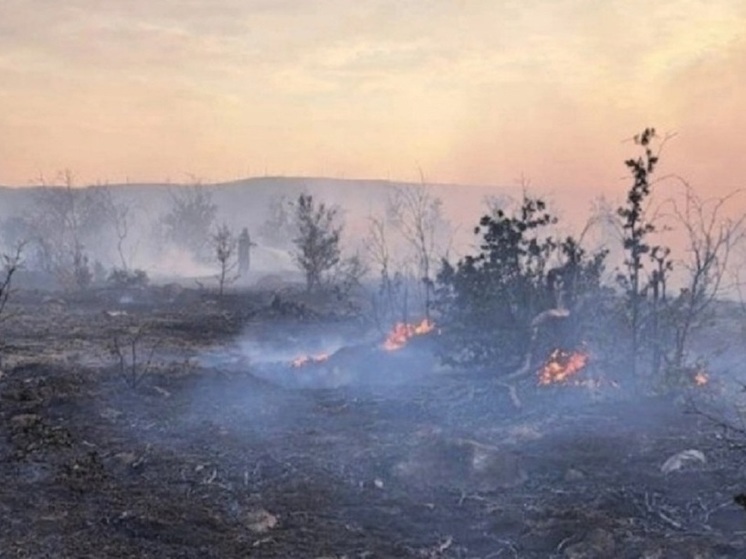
[1,289,745,558]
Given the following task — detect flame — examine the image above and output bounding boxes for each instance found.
[693,370,709,386]
[382,318,435,351]
[538,349,589,386]
[291,353,329,368]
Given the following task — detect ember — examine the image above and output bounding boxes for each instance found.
[693,370,709,386]
[537,349,589,386]
[382,318,436,351]
[291,353,329,368]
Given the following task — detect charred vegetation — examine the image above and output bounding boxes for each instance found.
[1,131,746,557]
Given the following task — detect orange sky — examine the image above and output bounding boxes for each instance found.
[1,0,744,193]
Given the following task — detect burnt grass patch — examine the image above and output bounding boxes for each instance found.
[1,290,745,558]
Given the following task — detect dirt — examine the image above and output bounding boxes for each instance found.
[1,287,745,558]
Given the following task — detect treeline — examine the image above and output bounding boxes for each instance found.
[1,129,745,389]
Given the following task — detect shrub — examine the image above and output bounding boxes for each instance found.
[107,268,149,289]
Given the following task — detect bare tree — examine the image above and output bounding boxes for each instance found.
[387,179,452,319]
[0,243,24,324]
[26,170,110,290]
[107,191,136,271]
[259,194,294,248]
[211,223,238,297]
[160,183,217,262]
[664,178,746,370]
[327,251,368,303]
[365,214,410,326]
[109,322,161,388]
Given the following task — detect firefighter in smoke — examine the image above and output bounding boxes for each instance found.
[237,227,255,278]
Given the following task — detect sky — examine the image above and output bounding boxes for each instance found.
[1,0,745,194]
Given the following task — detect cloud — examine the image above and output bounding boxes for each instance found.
[0,0,744,187]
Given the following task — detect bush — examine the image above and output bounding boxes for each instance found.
[107,268,149,289]
[435,195,606,373]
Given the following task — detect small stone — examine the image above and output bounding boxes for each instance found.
[114,452,137,466]
[245,509,278,534]
[564,468,586,482]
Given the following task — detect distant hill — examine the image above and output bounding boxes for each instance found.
[0,176,617,266]
[0,176,517,237]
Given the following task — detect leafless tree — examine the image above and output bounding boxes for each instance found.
[211,223,238,297]
[365,214,410,327]
[109,322,161,388]
[27,170,111,290]
[387,178,452,319]
[0,242,24,325]
[259,194,294,248]
[327,251,368,303]
[160,183,217,262]
[106,190,136,271]
[664,177,746,370]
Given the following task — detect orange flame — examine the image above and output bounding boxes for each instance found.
[382,318,435,351]
[693,370,709,386]
[291,353,329,368]
[538,349,589,386]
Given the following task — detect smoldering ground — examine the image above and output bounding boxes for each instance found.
[2,173,746,557]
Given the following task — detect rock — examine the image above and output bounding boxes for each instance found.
[564,468,586,482]
[660,449,706,474]
[245,509,278,534]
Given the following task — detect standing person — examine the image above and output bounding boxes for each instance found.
[238,227,253,277]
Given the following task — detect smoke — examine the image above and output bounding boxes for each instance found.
[144,246,215,280]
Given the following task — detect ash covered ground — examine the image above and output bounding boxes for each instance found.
[1,286,745,558]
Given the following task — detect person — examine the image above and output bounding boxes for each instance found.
[237,228,253,277]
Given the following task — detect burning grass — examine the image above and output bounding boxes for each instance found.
[382,318,436,351]
[2,289,746,558]
[537,348,590,386]
[291,353,330,368]
[287,318,436,370]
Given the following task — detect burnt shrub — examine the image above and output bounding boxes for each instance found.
[434,195,607,374]
[107,268,149,289]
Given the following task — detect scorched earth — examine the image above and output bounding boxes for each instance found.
[0,286,744,558]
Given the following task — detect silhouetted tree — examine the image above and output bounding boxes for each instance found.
[259,194,294,248]
[160,184,217,262]
[0,243,23,325]
[25,170,109,290]
[436,195,559,370]
[435,193,607,373]
[387,181,452,319]
[292,194,342,293]
[616,128,672,379]
[665,179,746,376]
[211,223,237,297]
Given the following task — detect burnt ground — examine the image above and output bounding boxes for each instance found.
[1,287,745,558]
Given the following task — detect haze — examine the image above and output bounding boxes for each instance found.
[1,0,744,195]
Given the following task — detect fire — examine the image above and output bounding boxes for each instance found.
[382,318,436,351]
[538,349,589,386]
[291,353,329,368]
[693,370,709,386]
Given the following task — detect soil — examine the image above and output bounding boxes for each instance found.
[1,287,745,558]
